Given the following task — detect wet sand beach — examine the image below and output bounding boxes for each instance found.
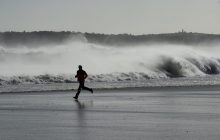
[1,87,220,140]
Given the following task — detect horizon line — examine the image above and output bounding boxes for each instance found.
[0,30,219,36]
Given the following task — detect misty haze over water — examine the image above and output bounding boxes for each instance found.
[1,31,220,86]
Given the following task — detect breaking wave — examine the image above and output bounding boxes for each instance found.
[1,37,220,86]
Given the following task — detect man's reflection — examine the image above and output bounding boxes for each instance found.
[74,100,93,140]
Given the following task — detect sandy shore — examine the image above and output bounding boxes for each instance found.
[1,87,220,140]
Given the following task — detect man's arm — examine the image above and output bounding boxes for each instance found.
[75,71,78,78]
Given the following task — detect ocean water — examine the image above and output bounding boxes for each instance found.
[1,34,220,92]
[1,75,220,93]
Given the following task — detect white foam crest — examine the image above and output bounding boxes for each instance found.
[0,42,220,77]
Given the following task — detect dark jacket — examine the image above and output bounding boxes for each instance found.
[75,69,88,82]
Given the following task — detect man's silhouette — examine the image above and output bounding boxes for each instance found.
[74,65,93,100]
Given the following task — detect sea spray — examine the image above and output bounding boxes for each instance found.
[0,40,220,81]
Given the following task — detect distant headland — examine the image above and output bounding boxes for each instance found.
[1,30,220,47]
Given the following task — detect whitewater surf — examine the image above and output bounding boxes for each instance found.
[1,32,220,92]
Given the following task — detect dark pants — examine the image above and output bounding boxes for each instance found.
[75,81,92,98]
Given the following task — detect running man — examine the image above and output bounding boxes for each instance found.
[73,65,93,100]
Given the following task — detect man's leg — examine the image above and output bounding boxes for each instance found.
[74,82,82,99]
[81,81,93,93]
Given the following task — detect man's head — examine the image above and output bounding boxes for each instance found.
[78,65,82,70]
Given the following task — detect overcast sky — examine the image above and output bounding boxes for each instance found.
[0,0,220,34]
